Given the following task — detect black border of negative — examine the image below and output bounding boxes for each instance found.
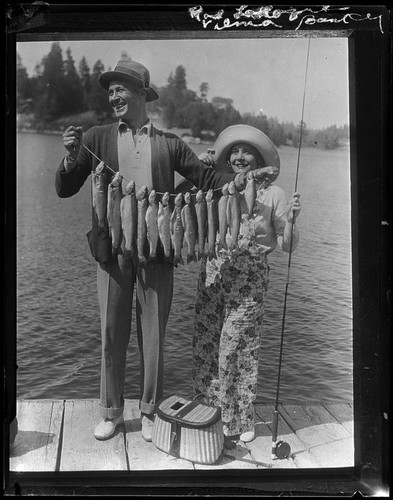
[4,3,391,497]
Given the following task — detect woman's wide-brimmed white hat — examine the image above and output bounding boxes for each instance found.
[212,124,280,173]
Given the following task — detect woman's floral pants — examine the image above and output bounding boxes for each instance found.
[192,249,270,437]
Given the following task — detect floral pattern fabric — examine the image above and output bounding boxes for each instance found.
[192,234,270,437]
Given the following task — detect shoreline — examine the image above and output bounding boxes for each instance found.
[16,128,350,152]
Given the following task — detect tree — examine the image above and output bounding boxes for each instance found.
[34,42,65,121]
[61,47,84,114]
[242,112,270,137]
[159,66,195,128]
[213,105,243,135]
[292,120,308,148]
[16,53,32,111]
[182,101,215,137]
[267,117,286,147]
[173,65,187,92]
[199,82,209,101]
[119,51,131,62]
[211,96,233,110]
[78,56,91,109]
[314,125,340,149]
[87,59,112,119]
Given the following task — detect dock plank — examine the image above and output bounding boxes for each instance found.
[194,443,259,470]
[10,399,63,472]
[322,403,354,435]
[252,404,319,469]
[10,400,355,472]
[280,404,354,468]
[123,400,195,470]
[60,399,128,471]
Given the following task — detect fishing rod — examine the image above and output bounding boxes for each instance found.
[271,37,311,461]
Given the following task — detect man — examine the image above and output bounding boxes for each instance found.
[55,59,274,441]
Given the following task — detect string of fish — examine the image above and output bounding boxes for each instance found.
[87,143,258,266]
[83,143,231,198]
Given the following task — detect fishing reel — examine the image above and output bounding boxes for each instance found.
[273,440,291,460]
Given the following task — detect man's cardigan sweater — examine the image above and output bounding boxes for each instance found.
[55,122,239,264]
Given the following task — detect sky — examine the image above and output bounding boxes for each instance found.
[16,37,349,130]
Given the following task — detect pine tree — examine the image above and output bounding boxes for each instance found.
[16,53,32,111]
[199,82,209,102]
[78,56,91,110]
[34,42,65,121]
[61,47,84,114]
[87,60,112,120]
[173,65,187,92]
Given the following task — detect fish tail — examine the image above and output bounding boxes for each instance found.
[187,253,197,264]
[98,218,107,230]
[217,241,227,251]
[123,248,132,260]
[138,255,148,267]
[173,254,184,267]
[125,250,139,267]
[229,241,237,251]
[208,249,216,261]
[197,250,205,261]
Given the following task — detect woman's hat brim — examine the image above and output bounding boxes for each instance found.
[213,124,280,173]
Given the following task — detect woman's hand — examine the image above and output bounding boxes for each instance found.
[63,126,83,159]
[198,149,215,167]
[252,166,279,184]
[287,193,301,223]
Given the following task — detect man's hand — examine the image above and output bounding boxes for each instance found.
[63,126,83,159]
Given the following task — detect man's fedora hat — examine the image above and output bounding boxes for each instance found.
[98,60,159,102]
[212,124,280,174]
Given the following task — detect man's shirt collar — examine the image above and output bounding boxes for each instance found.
[118,119,152,135]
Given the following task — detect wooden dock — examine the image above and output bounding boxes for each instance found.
[9,399,354,472]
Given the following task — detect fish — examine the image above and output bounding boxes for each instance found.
[145,189,159,261]
[181,192,198,264]
[120,180,138,264]
[92,161,107,230]
[206,189,219,260]
[226,181,241,251]
[195,190,208,260]
[244,171,256,217]
[157,191,172,262]
[217,183,229,251]
[170,192,184,267]
[136,185,149,267]
[107,171,123,257]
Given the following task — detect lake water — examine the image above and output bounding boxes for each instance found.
[16,132,353,404]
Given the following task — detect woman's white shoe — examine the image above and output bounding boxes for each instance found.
[240,429,255,443]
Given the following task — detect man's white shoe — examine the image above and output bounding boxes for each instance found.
[94,415,124,440]
[240,429,255,443]
[141,414,155,442]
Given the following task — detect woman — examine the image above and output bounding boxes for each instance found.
[192,124,301,445]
